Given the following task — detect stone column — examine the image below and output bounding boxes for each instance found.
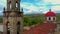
[11,0,16,10]
[20,17,24,34]
[3,17,8,34]
[9,17,17,34]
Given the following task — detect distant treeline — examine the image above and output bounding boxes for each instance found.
[24,14,45,26]
[0,14,60,26]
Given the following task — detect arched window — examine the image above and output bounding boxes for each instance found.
[53,17,55,21]
[9,1,12,9]
[49,17,51,20]
[16,1,18,8]
[17,22,20,34]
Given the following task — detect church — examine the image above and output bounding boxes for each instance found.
[3,0,60,34]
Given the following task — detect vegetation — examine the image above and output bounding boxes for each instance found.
[24,14,45,26]
[0,14,60,26]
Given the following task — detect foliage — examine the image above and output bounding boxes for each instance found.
[0,14,60,26]
[24,14,45,26]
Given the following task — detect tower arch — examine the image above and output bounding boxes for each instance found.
[7,0,12,11]
[17,21,20,34]
[15,0,20,11]
[6,21,10,34]
[16,1,18,8]
[15,1,19,10]
[9,1,12,10]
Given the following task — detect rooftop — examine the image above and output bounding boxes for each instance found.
[23,22,56,34]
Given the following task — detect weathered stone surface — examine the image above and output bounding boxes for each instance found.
[3,0,23,34]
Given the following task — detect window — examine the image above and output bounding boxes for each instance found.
[49,17,51,20]
[10,3,11,9]
[9,1,11,9]
[53,17,55,20]
[16,1,18,8]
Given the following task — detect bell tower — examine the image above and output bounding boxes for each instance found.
[3,0,24,34]
[7,0,20,11]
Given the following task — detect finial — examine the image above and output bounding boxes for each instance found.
[22,7,23,11]
[3,7,5,11]
[49,9,51,12]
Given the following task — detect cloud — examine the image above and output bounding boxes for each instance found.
[0,5,3,11]
[52,6,60,11]
[0,0,6,15]
[21,0,60,14]
[44,0,60,4]
[21,2,45,14]
[0,0,7,6]
[51,6,60,13]
[21,2,51,14]
[0,0,60,15]
[0,11,3,15]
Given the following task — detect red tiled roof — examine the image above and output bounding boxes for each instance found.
[45,9,56,17]
[23,22,56,34]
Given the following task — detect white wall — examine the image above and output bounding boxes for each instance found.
[46,17,56,21]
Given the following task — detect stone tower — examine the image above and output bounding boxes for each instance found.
[3,0,24,34]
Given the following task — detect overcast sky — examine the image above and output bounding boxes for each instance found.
[0,0,60,14]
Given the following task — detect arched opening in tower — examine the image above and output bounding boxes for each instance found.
[17,22,20,34]
[6,21,10,34]
[16,1,18,8]
[9,1,12,10]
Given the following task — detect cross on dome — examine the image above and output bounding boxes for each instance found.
[49,9,51,12]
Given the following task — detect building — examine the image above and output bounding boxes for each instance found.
[45,9,56,22]
[22,9,57,34]
[3,0,24,34]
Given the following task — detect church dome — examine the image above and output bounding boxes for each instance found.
[45,9,56,17]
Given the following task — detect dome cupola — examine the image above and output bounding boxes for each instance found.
[45,9,56,22]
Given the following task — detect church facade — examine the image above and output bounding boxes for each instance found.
[3,0,24,34]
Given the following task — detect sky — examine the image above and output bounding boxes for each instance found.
[0,0,60,15]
